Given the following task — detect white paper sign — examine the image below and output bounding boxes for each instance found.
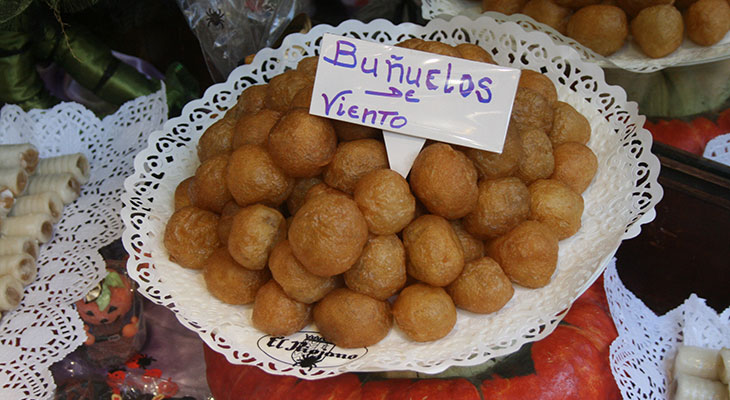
[310,34,522,155]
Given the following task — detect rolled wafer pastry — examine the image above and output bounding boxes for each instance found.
[0,254,36,285]
[27,173,80,204]
[0,143,39,173]
[675,345,723,380]
[10,192,64,222]
[0,187,13,218]
[719,348,730,384]
[0,236,39,259]
[0,274,24,311]
[36,153,90,185]
[0,167,28,196]
[0,213,54,243]
[673,373,728,400]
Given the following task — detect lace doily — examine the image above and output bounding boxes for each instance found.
[605,260,730,400]
[703,133,730,167]
[122,16,662,379]
[422,1,730,73]
[0,88,167,400]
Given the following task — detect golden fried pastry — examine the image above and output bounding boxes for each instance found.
[323,139,388,194]
[217,200,241,245]
[264,69,311,112]
[409,143,478,219]
[551,142,598,193]
[518,69,558,107]
[227,84,268,119]
[296,56,319,81]
[344,234,407,300]
[483,0,529,14]
[487,220,558,288]
[353,169,416,235]
[615,0,675,17]
[203,247,270,304]
[528,179,584,239]
[566,5,628,56]
[631,5,683,58]
[303,182,349,204]
[331,120,381,142]
[684,0,730,46]
[313,288,392,348]
[288,83,314,109]
[515,128,555,184]
[252,280,311,336]
[510,87,554,133]
[232,109,281,148]
[226,144,293,207]
[287,177,323,215]
[463,177,530,239]
[288,193,369,277]
[227,204,286,270]
[268,109,338,178]
[455,43,495,63]
[393,283,456,342]
[463,125,522,179]
[549,101,591,146]
[268,240,340,304]
[189,153,232,213]
[674,0,698,9]
[446,256,514,314]
[450,219,485,262]
[402,214,464,287]
[415,41,462,57]
[395,38,425,49]
[521,0,572,34]
[164,206,220,269]
[552,0,600,8]
[197,117,235,162]
[174,176,194,210]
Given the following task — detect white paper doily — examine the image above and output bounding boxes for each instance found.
[703,133,730,167]
[122,16,662,379]
[0,88,167,400]
[422,1,730,73]
[605,260,730,400]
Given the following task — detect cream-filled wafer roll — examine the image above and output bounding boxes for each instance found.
[0,274,24,311]
[0,167,28,196]
[0,213,54,243]
[27,173,80,204]
[0,254,36,285]
[0,236,39,259]
[673,373,728,400]
[719,348,730,384]
[36,153,90,185]
[675,345,723,380]
[0,187,13,218]
[10,192,64,222]
[0,143,39,173]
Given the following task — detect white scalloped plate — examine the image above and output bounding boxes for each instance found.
[121,16,662,379]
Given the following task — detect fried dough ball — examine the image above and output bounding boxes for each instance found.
[521,0,573,34]
[268,240,339,303]
[265,69,311,111]
[296,56,319,81]
[268,109,337,178]
[630,5,683,58]
[198,117,235,162]
[487,220,558,288]
[232,109,281,148]
[410,143,478,219]
[164,206,220,269]
[288,83,314,109]
[528,179,584,239]
[463,177,530,239]
[675,0,698,9]
[455,43,495,63]
[551,142,598,193]
[289,193,369,277]
[287,177,323,215]
[227,204,286,270]
[403,215,464,287]
[462,125,522,179]
[446,256,514,314]
[174,176,194,210]
[518,69,558,107]
[482,0,529,14]
[415,41,461,57]
[190,153,232,213]
[227,84,267,119]
[552,0,600,8]
[615,0,675,17]
[450,219,485,262]
[393,283,456,342]
[304,182,349,203]
[226,144,293,207]
[331,120,381,142]
[323,139,388,194]
[549,101,591,146]
[684,0,730,46]
[313,288,392,348]
[510,87,554,133]
[353,169,416,235]
[395,38,425,49]
[252,280,311,336]
[217,200,241,245]
[516,128,555,184]
[344,234,407,300]
[566,5,628,56]
[203,247,270,304]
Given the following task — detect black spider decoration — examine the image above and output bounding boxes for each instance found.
[205,8,226,29]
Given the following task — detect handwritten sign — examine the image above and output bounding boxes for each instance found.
[310,34,521,176]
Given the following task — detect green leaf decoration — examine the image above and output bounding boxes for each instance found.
[95,283,111,311]
[104,270,124,288]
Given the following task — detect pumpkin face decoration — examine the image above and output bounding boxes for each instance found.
[76,270,133,325]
